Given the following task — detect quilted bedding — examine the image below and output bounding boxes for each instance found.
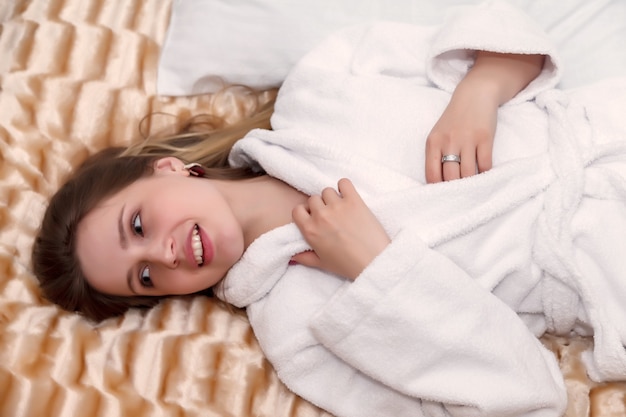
[0,1,625,416]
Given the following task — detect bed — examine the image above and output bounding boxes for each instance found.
[1,0,625,416]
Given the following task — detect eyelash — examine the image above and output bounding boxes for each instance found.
[131,212,153,288]
[131,211,144,237]
[139,265,153,288]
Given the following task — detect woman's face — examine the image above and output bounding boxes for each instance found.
[76,157,244,297]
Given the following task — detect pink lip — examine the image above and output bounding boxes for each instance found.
[186,225,214,268]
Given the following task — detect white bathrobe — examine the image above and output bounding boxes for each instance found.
[220,1,626,416]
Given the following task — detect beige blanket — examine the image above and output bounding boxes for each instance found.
[1,1,624,416]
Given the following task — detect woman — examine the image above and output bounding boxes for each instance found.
[32,1,626,416]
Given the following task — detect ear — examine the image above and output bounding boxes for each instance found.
[153,157,189,176]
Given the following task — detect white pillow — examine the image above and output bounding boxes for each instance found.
[156,0,487,95]
[157,0,626,96]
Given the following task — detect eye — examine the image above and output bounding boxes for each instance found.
[139,265,153,288]
[131,212,144,237]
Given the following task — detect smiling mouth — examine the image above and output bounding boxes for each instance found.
[191,224,204,266]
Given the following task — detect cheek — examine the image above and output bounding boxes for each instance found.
[216,226,245,262]
[162,271,208,294]
[213,210,244,251]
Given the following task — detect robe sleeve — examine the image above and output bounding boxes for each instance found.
[307,226,567,417]
[426,0,562,104]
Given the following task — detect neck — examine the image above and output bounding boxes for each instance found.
[214,175,308,249]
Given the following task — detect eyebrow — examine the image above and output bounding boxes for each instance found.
[118,204,128,250]
[118,205,138,295]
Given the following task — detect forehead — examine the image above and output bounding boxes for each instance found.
[75,193,131,296]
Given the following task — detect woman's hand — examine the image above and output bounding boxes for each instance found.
[425,51,545,183]
[425,77,498,183]
[291,178,390,280]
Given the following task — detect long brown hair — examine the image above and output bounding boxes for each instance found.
[32,94,275,322]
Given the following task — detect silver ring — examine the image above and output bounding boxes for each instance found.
[441,154,461,164]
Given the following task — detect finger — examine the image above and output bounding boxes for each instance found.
[425,143,443,183]
[307,195,326,213]
[292,204,311,227]
[290,250,321,269]
[460,146,477,178]
[321,186,341,204]
[442,152,461,182]
[476,143,493,173]
[337,178,361,201]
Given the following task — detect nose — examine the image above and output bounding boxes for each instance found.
[146,238,178,269]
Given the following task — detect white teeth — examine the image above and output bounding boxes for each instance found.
[192,226,204,266]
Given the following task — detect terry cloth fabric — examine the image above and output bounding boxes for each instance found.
[219,1,626,416]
